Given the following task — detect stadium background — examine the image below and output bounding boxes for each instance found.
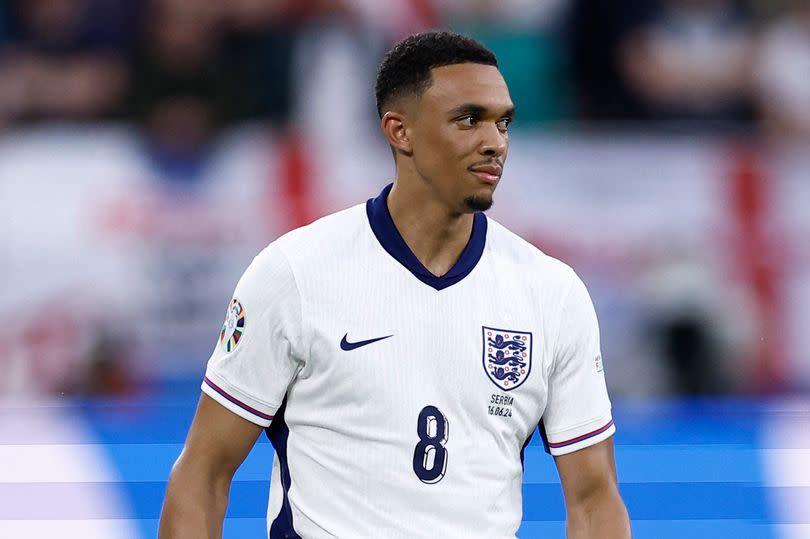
[0,0,808,537]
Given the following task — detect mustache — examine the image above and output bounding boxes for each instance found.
[469,158,504,168]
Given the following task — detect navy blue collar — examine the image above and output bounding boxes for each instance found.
[366,183,488,291]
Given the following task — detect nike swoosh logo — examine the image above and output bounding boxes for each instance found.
[340,333,393,351]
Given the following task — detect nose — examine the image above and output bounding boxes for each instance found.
[479,122,507,157]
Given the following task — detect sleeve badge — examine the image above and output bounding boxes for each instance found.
[219,299,245,352]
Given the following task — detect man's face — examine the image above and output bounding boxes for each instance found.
[408,63,514,214]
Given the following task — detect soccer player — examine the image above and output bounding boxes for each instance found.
[159,31,631,538]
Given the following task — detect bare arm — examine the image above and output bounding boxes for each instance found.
[159,393,264,539]
[555,437,631,539]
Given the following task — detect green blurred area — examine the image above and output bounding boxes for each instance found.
[454,24,571,126]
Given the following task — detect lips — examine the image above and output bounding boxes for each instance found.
[469,163,502,183]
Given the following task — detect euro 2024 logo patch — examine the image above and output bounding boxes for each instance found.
[220,299,245,352]
[483,326,532,391]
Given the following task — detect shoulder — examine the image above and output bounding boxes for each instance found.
[241,203,366,282]
[271,203,368,264]
[237,204,368,309]
[485,216,578,290]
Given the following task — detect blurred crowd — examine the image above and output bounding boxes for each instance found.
[0,0,809,141]
[3,0,807,399]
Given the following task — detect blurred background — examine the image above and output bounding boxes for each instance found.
[0,0,808,537]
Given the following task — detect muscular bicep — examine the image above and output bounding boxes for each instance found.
[555,437,618,507]
[159,395,264,538]
[178,394,264,478]
[554,437,631,538]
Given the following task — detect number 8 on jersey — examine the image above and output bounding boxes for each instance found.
[412,405,449,484]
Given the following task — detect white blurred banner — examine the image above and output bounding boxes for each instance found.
[1,127,807,396]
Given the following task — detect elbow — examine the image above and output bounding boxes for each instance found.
[567,483,631,538]
[160,451,233,534]
[167,449,234,499]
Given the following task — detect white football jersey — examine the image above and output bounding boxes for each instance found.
[202,184,615,539]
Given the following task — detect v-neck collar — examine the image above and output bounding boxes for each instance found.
[365,183,488,291]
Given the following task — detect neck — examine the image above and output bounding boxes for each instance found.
[387,178,475,277]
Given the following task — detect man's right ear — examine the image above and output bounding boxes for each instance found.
[381,111,413,156]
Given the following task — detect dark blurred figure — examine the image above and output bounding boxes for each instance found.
[0,0,132,127]
[126,0,343,180]
[0,3,9,43]
[619,0,756,129]
[755,1,810,141]
[220,1,375,146]
[126,0,238,182]
[76,333,135,396]
[567,0,658,121]
[218,0,317,127]
[656,313,726,394]
[640,253,748,395]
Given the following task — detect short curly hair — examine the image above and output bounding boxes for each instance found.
[374,31,498,118]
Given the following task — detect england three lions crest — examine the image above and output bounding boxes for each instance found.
[483,326,532,391]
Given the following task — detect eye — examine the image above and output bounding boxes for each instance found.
[457,115,477,127]
[496,118,511,132]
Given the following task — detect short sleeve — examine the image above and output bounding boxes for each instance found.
[540,272,615,456]
[201,243,302,427]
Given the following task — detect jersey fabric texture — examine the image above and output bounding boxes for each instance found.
[202,183,615,539]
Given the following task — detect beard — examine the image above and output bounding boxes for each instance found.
[463,194,493,212]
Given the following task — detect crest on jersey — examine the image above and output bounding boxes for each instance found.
[219,299,245,352]
[482,327,532,391]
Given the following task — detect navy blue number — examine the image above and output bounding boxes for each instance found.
[412,405,448,484]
